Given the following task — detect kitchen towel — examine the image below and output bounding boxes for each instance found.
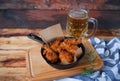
[55,37,120,81]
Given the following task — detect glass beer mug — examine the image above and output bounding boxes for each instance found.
[66,8,98,38]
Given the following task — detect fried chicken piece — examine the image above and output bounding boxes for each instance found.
[50,37,64,52]
[63,37,82,45]
[63,38,77,45]
[60,39,83,58]
[59,50,74,64]
[60,42,79,54]
[68,45,79,54]
[42,45,58,63]
[42,37,83,64]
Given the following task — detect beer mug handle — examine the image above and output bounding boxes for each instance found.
[87,18,98,38]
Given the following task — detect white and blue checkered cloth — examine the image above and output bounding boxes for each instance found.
[55,37,120,81]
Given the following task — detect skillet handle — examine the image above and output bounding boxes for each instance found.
[27,33,45,44]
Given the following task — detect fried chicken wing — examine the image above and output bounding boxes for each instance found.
[59,50,74,64]
[60,41,79,54]
[63,38,77,45]
[63,38,82,45]
[43,45,58,63]
[50,37,64,52]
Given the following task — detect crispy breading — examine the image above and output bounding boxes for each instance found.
[43,45,58,63]
[42,37,82,64]
[60,42,79,54]
[63,38,77,45]
[50,37,64,52]
[59,50,74,64]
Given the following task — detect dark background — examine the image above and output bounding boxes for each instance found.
[0,0,120,29]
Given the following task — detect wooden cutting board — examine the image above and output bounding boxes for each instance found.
[28,38,103,81]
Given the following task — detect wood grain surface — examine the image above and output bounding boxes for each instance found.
[0,36,40,81]
[0,0,120,10]
[0,50,26,67]
[0,24,119,81]
[0,10,120,29]
[0,28,119,39]
[0,1,120,79]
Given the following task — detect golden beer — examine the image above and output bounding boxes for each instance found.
[66,9,89,38]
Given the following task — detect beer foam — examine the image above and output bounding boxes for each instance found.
[69,9,88,19]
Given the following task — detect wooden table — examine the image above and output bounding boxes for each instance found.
[0,0,120,80]
[0,27,120,81]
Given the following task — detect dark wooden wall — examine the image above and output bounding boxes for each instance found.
[0,0,120,29]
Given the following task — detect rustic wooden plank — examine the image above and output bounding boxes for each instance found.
[0,28,42,37]
[0,28,119,38]
[0,10,120,28]
[0,34,32,80]
[0,76,30,81]
[0,36,40,50]
[0,49,30,80]
[0,9,67,28]
[0,67,27,76]
[0,3,35,9]
[0,0,84,9]
[0,0,120,10]
[0,50,26,67]
[93,4,120,10]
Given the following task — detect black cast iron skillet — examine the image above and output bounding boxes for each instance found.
[27,33,85,69]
